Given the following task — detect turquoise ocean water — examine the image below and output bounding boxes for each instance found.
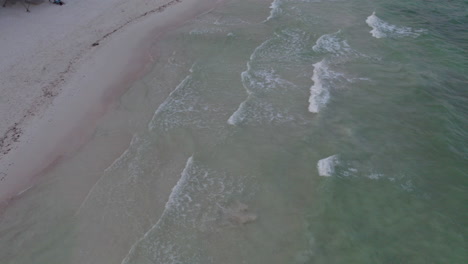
[0,0,467,263]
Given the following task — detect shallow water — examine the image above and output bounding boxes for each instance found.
[1,0,467,263]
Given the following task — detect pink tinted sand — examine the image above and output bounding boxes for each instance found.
[0,0,224,205]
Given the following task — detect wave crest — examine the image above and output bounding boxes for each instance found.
[366,12,426,39]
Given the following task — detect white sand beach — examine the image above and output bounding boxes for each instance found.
[1,0,466,263]
[0,0,222,205]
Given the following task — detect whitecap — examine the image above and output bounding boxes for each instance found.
[165,156,195,210]
[227,100,247,125]
[265,0,282,22]
[368,173,384,180]
[313,30,352,55]
[317,155,338,177]
[308,60,342,113]
[366,12,425,39]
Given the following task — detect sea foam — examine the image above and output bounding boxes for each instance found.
[317,155,338,177]
[366,12,425,39]
[228,67,296,125]
[265,0,282,22]
[313,31,352,55]
[227,35,297,125]
[121,157,248,263]
[148,65,217,132]
[227,61,254,126]
[227,100,247,125]
[148,69,193,131]
[120,156,195,264]
[308,60,340,113]
[308,30,367,113]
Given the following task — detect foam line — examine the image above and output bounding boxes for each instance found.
[120,156,194,264]
[366,12,425,39]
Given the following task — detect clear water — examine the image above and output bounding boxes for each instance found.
[1,0,467,263]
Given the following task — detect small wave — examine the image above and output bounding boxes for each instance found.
[313,30,352,55]
[313,30,368,60]
[368,173,385,180]
[148,70,193,131]
[228,31,306,125]
[103,135,140,173]
[228,99,295,125]
[227,48,279,125]
[309,31,370,113]
[317,155,338,177]
[244,68,295,93]
[121,157,249,263]
[228,63,293,126]
[166,156,194,209]
[148,79,195,131]
[227,100,247,125]
[308,60,342,113]
[120,156,195,264]
[265,0,282,22]
[228,68,296,125]
[366,12,426,39]
[227,61,254,125]
[148,65,218,132]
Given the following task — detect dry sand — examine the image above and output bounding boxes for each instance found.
[0,0,222,205]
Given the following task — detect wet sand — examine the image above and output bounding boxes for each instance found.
[0,0,223,205]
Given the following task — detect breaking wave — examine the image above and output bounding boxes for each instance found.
[148,65,221,132]
[308,60,344,113]
[228,29,309,125]
[366,12,426,39]
[308,30,369,113]
[121,157,250,264]
[313,30,353,55]
[265,0,282,22]
[317,155,339,177]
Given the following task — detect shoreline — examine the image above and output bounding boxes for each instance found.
[0,0,224,205]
